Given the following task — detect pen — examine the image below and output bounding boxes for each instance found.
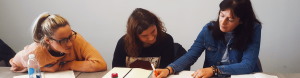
[151,63,158,77]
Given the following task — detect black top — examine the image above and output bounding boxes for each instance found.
[48,49,65,57]
[0,39,16,67]
[112,33,175,68]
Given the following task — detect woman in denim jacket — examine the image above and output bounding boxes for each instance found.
[154,0,262,78]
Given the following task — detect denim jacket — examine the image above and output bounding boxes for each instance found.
[168,22,261,75]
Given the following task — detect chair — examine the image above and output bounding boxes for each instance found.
[0,60,6,67]
[174,43,190,70]
[257,58,263,72]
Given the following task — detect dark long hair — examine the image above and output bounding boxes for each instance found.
[208,0,261,52]
[124,8,166,57]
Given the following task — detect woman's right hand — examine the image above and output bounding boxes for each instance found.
[152,69,169,78]
[152,67,173,78]
[40,60,61,72]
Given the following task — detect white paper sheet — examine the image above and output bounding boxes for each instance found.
[167,71,194,78]
[231,73,278,78]
[44,70,75,78]
[13,70,75,78]
[13,72,45,78]
[13,75,29,78]
[178,71,195,76]
[231,74,256,78]
[254,73,278,78]
[102,67,132,78]
[124,68,153,78]
[167,75,193,78]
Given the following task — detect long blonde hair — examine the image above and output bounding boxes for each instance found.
[32,12,69,50]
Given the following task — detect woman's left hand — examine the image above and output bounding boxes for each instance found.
[191,67,213,78]
[10,59,28,73]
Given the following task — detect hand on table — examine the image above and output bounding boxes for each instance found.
[152,68,169,78]
[191,67,214,78]
[10,60,27,73]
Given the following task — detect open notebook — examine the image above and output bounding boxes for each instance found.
[13,70,75,78]
[231,73,278,78]
[168,71,278,78]
[102,67,153,78]
[168,71,195,78]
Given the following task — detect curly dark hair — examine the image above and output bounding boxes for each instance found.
[208,0,261,52]
[124,8,166,57]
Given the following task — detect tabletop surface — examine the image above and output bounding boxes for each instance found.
[77,69,300,78]
[0,67,81,78]
[1,67,300,78]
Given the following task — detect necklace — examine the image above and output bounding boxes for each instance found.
[60,52,65,55]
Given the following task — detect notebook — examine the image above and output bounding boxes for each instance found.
[43,70,75,78]
[102,67,132,78]
[168,71,194,78]
[124,68,153,78]
[168,71,278,78]
[102,67,153,78]
[231,73,278,78]
[13,70,75,78]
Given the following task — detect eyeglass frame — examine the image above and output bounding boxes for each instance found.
[48,30,77,45]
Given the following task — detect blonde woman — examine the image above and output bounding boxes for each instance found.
[10,12,107,72]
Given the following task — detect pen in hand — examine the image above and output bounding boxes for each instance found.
[151,63,158,77]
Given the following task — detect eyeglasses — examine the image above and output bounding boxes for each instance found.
[48,30,77,46]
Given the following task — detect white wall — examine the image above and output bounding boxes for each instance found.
[0,0,299,73]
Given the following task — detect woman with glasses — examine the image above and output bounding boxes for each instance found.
[9,12,107,72]
[112,8,175,70]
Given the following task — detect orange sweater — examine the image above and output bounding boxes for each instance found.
[10,33,107,72]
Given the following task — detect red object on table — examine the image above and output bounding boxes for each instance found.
[111,73,118,77]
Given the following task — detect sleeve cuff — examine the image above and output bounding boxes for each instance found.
[217,66,228,75]
[168,64,178,74]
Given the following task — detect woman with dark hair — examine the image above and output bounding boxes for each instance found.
[154,0,262,78]
[112,8,175,70]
